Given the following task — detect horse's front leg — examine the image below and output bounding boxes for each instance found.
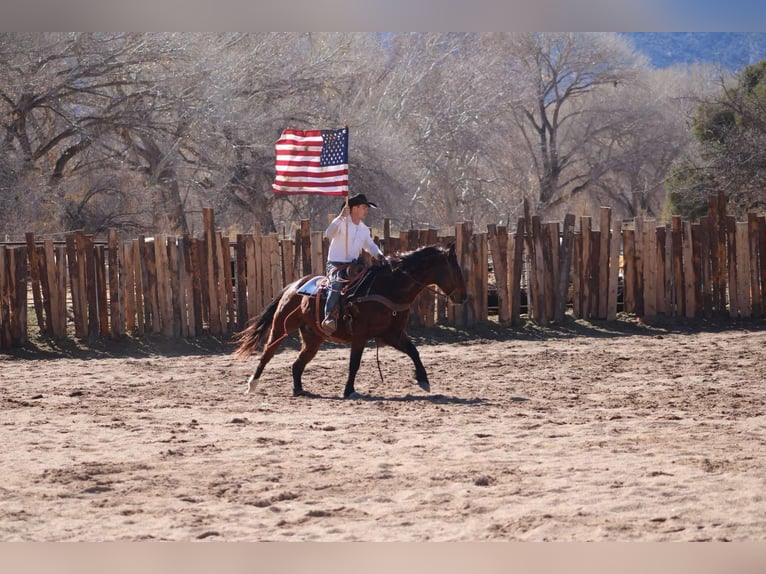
[292,327,323,397]
[382,331,429,392]
[343,341,366,399]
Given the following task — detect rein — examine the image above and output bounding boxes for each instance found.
[399,263,456,299]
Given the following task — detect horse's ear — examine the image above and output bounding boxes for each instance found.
[446,242,457,258]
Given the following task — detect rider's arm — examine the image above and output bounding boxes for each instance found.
[325,205,349,239]
[363,233,384,259]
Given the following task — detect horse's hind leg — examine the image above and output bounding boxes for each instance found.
[381,331,430,392]
[291,327,323,397]
[246,301,301,394]
[246,336,285,393]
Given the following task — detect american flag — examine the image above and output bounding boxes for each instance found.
[272,127,349,195]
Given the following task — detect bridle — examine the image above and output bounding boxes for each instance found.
[399,253,460,299]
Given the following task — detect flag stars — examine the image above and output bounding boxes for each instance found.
[320,128,348,166]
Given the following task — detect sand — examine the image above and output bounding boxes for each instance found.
[2,318,765,541]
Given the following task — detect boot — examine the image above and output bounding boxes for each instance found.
[321,316,337,333]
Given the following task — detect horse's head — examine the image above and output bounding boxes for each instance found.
[440,243,467,304]
[388,243,467,305]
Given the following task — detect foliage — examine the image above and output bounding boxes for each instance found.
[0,32,718,239]
[662,160,714,221]
[681,59,766,218]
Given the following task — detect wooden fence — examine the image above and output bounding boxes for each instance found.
[1,192,765,350]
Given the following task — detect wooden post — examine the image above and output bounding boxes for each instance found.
[9,247,28,345]
[83,235,99,339]
[203,208,221,335]
[580,217,592,319]
[133,238,145,336]
[590,229,601,319]
[736,221,751,318]
[643,221,657,317]
[726,216,738,318]
[598,207,611,319]
[509,220,524,326]
[759,216,766,318]
[310,231,324,278]
[168,237,183,337]
[488,224,510,324]
[108,230,121,337]
[671,216,684,317]
[462,222,475,328]
[529,216,544,323]
[622,227,635,315]
[0,247,9,347]
[123,241,136,334]
[144,236,160,334]
[699,217,712,319]
[189,237,204,337]
[572,227,582,319]
[476,232,488,324]
[25,233,46,335]
[235,235,248,330]
[281,235,295,286]
[607,220,622,321]
[267,234,282,313]
[747,213,761,318]
[539,222,556,323]
[95,244,109,337]
[682,221,697,319]
[655,226,667,315]
[176,237,190,338]
[425,228,439,327]
[220,233,235,333]
[453,222,466,328]
[243,234,257,323]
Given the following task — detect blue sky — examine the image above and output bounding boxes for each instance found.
[3,0,765,31]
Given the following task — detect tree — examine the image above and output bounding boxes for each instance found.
[666,60,766,217]
[368,33,526,229]
[685,59,766,217]
[496,33,647,214]
[0,33,201,235]
[185,33,397,233]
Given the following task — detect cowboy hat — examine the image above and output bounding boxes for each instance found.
[346,193,378,209]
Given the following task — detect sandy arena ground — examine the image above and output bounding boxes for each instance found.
[2,318,766,541]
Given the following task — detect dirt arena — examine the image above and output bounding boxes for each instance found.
[2,317,766,541]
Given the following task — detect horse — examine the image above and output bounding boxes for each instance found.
[233,243,467,399]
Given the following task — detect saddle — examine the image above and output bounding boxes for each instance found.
[297,263,385,333]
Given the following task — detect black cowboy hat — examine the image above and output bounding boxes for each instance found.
[346,193,378,209]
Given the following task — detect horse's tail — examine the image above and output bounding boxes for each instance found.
[232,283,292,358]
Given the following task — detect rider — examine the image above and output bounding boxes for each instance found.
[322,193,385,333]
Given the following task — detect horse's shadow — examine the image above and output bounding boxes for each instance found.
[303,392,503,405]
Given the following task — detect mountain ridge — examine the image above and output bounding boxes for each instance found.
[623,32,766,71]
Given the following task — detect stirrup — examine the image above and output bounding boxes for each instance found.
[321,317,337,333]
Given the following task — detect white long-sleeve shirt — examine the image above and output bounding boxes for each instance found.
[325,215,383,263]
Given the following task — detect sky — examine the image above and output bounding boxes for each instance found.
[3,0,765,31]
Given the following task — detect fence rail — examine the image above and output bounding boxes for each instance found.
[2,192,765,350]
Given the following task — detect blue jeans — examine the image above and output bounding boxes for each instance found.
[324,259,361,320]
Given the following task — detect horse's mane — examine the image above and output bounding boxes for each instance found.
[386,244,448,273]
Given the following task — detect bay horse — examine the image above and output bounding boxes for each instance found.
[233,243,467,399]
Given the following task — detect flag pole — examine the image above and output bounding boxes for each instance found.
[344,195,349,260]
[344,120,349,260]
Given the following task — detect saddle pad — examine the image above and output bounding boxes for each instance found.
[296,275,326,296]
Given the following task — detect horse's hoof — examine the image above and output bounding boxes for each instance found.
[294,389,318,398]
[344,391,362,400]
[417,380,430,392]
